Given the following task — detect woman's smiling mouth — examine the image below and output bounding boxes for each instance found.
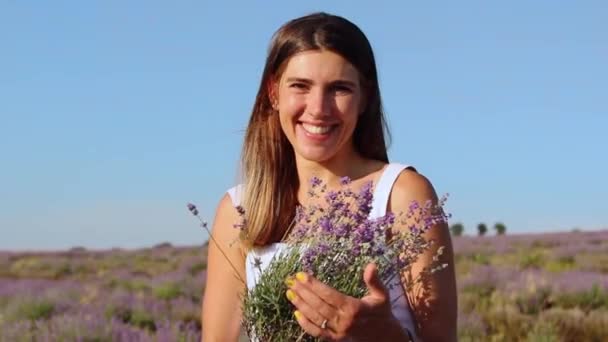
[297,122,339,141]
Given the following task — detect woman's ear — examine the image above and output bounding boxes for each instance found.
[267,78,279,110]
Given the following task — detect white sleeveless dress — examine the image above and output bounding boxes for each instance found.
[227,163,420,341]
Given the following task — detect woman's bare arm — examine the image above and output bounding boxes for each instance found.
[389,170,458,342]
[201,194,248,342]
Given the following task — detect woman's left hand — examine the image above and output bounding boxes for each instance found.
[285,263,409,341]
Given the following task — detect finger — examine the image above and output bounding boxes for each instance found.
[294,272,347,308]
[293,310,333,340]
[363,263,389,301]
[286,286,335,328]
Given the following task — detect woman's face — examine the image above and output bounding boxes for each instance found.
[273,50,365,163]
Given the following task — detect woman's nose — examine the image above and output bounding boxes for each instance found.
[306,88,332,118]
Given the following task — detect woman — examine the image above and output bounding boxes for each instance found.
[202,12,457,341]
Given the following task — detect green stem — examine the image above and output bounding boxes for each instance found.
[198,216,246,285]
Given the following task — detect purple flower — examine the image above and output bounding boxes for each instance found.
[354,222,375,243]
[408,200,420,212]
[409,225,419,234]
[310,176,322,188]
[381,212,396,226]
[186,203,199,216]
[317,243,330,255]
[319,217,333,233]
[423,199,433,209]
[423,217,434,229]
[355,181,374,217]
[325,190,339,202]
[334,223,350,238]
[340,176,351,186]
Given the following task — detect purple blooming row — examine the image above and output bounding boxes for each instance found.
[0,242,207,341]
[460,264,608,294]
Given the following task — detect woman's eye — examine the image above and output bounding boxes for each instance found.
[290,83,307,89]
[332,85,352,94]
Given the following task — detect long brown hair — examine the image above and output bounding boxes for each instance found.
[240,12,391,247]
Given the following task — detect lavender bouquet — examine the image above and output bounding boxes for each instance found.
[190,176,450,341]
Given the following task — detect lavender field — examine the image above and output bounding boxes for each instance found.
[454,230,608,341]
[1,230,607,341]
[0,244,205,341]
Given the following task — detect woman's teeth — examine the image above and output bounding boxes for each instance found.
[301,123,333,134]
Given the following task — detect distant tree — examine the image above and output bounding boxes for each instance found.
[494,222,507,235]
[477,223,488,236]
[68,246,87,256]
[450,223,464,236]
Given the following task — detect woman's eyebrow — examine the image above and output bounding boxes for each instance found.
[284,77,357,87]
[285,77,313,84]
[331,79,357,88]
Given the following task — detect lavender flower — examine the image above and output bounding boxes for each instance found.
[339,176,351,185]
[318,217,333,233]
[186,203,198,216]
[310,176,322,188]
[241,176,451,341]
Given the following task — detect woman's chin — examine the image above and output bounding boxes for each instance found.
[294,147,336,163]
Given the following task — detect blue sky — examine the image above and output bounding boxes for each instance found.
[1,1,606,250]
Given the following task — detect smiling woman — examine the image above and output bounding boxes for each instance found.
[273,50,364,164]
[201,12,457,342]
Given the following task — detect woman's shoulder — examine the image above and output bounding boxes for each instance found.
[207,189,247,259]
[208,184,245,234]
[389,164,439,210]
[213,190,241,225]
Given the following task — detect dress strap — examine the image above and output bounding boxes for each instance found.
[226,184,244,207]
[369,163,413,219]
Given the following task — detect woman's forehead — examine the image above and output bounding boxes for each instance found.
[280,50,359,84]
